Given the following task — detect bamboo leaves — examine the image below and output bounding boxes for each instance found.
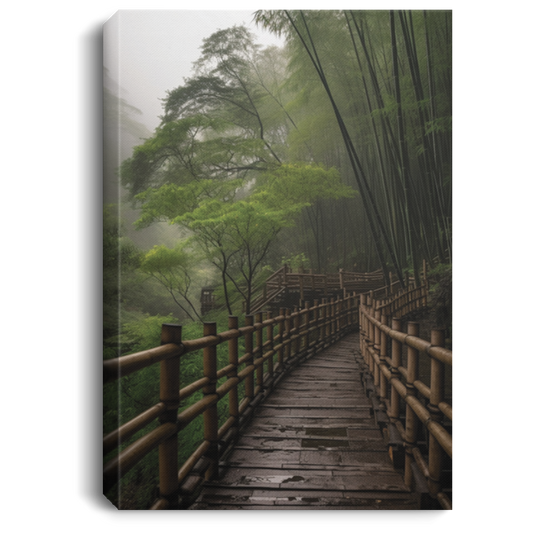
[255,9,451,274]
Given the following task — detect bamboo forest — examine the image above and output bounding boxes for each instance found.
[103,10,452,510]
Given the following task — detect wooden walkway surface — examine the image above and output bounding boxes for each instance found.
[189,333,419,510]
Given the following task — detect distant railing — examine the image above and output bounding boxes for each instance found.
[359,282,452,510]
[249,265,385,313]
[103,292,359,509]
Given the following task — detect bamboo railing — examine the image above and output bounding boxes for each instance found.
[103,292,359,509]
[359,280,452,510]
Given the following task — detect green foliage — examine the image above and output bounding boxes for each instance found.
[103,204,143,342]
[140,242,202,321]
[282,252,311,271]
[254,163,355,209]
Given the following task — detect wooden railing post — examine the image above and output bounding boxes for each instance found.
[202,322,218,480]
[360,294,366,348]
[404,321,420,489]
[379,309,389,402]
[329,297,335,338]
[320,298,327,343]
[244,315,255,404]
[304,301,310,351]
[390,318,402,424]
[293,307,300,355]
[285,309,293,361]
[326,298,332,340]
[373,305,381,389]
[278,308,286,370]
[336,295,342,334]
[428,328,446,499]
[255,312,264,394]
[158,323,181,505]
[228,316,240,431]
[266,311,274,381]
[367,296,374,365]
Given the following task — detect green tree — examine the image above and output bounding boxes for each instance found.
[140,243,203,321]
[135,163,353,314]
[121,26,289,202]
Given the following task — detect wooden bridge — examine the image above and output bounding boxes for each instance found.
[103,268,452,510]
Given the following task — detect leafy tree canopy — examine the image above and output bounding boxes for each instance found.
[140,242,203,321]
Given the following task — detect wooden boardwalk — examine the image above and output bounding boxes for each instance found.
[189,333,419,510]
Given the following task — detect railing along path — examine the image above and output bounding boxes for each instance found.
[104,293,359,509]
[104,265,452,510]
[359,284,452,509]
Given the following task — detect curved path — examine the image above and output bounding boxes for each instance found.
[190,333,419,510]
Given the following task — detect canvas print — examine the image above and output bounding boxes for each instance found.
[103,10,452,510]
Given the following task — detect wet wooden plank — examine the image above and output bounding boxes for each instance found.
[191,487,417,510]
[249,417,373,426]
[208,468,408,491]
[189,332,419,510]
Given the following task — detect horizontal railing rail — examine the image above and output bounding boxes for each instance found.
[358,282,452,510]
[104,292,359,509]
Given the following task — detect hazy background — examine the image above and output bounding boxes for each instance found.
[104,10,285,134]
[103,10,286,251]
